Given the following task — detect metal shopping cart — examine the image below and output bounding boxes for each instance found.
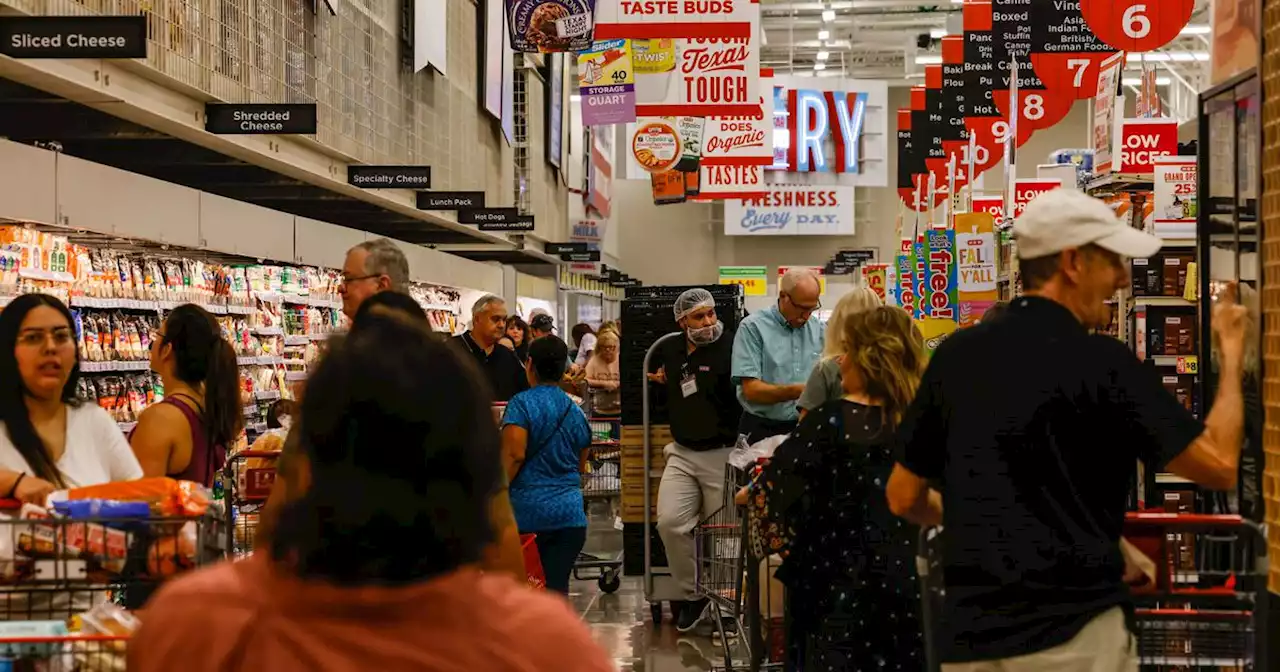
[573,416,624,593]
[917,513,1271,671]
[224,450,282,557]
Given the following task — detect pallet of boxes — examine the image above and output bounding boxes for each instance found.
[620,424,672,525]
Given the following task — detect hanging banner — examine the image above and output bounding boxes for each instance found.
[914,235,930,319]
[1013,178,1062,219]
[1079,0,1195,53]
[777,266,827,295]
[910,87,948,210]
[1092,51,1125,174]
[718,266,768,295]
[1153,156,1197,238]
[1117,118,1179,175]
[939,36,971,183]
[962,1,1020,178]
[634,21,761,117]
[896,239,917,317]
[863,264,889,303]
[954,211,998,327]
[701,68,774,166]
[723,186,855,235]
[922,65,952,190]
[696,163,767,200]
[925,229,958,322]
[990,0,1073,139]
[1029,0,1118,100]
[504,0,597,53]
[593,0,755,40]
[578,39,636,126]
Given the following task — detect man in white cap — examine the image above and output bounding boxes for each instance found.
[647,288,742,633]
[887,188,1249,671]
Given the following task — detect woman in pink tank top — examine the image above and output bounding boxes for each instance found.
[130,304,243,487]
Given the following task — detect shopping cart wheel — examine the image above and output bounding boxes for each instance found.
[650,601,664,625]
[598,570,621,594]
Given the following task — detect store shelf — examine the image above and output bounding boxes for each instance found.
[284,371,308,382]
[237,356,284,366]
[67,296,242,315]
[254,390,282,401]
[283,335,309,346]
[1155,472,1194,485]
[1085,172,1154,193]
[252,327,283,336]
[1133,296,1195,307]
[81,360,150,373]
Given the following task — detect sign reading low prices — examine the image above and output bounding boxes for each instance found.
[718,266,768,295]
[971,196,1005,222]
[578,39,636,126]
[634,25,760,116]
[723,186,855,236]
[594,0,757,39]
[1013,178,1062,218]
[1116,118,1179,175]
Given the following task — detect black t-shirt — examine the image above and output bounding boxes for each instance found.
[896,296,1203,663]
[454,332,530,402]
[653,333,742,450]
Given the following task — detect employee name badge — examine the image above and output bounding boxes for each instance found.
[680,373,698,398]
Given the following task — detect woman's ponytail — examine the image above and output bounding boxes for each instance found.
[203,336,243,450]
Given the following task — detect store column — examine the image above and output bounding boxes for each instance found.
[1260,0,1280,625]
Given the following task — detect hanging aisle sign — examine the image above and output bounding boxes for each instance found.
[722,186,855,235]
[1092,51,1125,174]
[909,87,947,210]
[578,39,637,126]
[1079,0,1195,53]
[593,0,757,39]
[897,109,922,210]
[718,266,768,295]
[922,65,950,189]
[990,0,1073,140]
[1029,0,1118,100]
[0,16,147,59]
[961,1,1017,178]
[503,0,597,53]
[1152,156,1197,238]
[939,36,971,182]
[954,211,998,326]
[633,7,761,118]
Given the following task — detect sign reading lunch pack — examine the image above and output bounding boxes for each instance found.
[723,186,855,236]
[417,191,485,210]
[0,16,147,59]
[594,0,756,39]
[205,104,318,135]
[347,166,432,189]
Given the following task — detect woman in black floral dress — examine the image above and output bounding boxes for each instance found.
[751,306,930,671]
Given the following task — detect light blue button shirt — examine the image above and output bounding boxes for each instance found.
[731,305,825,422]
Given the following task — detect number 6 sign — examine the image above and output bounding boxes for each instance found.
[1079,0,1195,53]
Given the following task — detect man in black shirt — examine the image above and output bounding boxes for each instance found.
[647,289,742,632]
[888,189,1248,670]
[454,295,530,402]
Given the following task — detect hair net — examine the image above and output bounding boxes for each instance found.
[674,288,716,322]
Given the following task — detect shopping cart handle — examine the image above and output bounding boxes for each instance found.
[1124,512,1246,527]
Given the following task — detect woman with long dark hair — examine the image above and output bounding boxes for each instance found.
[500,315,530,363]
[131,310,613,671]
[130,304,242,486]
[0,294,142,502]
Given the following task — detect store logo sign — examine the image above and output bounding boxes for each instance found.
[784,89,869,174]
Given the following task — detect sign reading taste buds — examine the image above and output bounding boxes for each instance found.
[594,0,757,39]
[1117,118,1179,174]
[723,186,854,235]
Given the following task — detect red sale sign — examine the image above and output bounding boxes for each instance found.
[1079,0,1194,53]
[595,0,758,39]
[1117,118,1179,175]
[1013,178,1062,219]
[634,11,761,117]
[700,68,773,165]
[972,196,1004,222]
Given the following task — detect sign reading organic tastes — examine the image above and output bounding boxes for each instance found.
[700,69,773,165]
[1153,156,1197,238]
[594,0,756,39]
[1117,118,1179,175]
[723,186,855,236]
[578,39,636,126]
[718,266,768,296]
[0,16,147,59]
[504,0,597,53]
[697,163,766,200]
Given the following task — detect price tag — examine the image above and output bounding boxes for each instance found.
[719,277,767,296]
[1079,0,1195,53]
[1176,356,1198,375]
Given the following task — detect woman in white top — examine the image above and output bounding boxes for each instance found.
[0,294,143,504]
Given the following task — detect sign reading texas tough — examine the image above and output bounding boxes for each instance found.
[594,0,758,39]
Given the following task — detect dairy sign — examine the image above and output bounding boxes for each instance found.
[723,186,854,235]
[568,219,606,274]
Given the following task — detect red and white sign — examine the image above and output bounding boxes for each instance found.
[1013,178,1062,219]
[692,70,773,163]
[595,0,757,40]
[694,163,767,200]
[1080,0,1195,53]
[1117,118,1179,175]
[723,186,855,235]
[635,14,761,118]
[1092,51,1125,174]
[972,196,1005,222]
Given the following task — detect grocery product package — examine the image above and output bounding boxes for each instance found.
[53,478,210,518]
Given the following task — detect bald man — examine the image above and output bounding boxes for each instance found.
[731,269,825,444]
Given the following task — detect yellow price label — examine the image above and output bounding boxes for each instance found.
[719,277,767,296]
[1176,356,1198,375]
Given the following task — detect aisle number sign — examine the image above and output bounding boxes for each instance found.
[718,266,767,296]
[777,266,827,295]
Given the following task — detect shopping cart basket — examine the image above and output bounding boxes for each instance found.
[574,417,624,593]
[224,450,281,557]
[0,634,130,671]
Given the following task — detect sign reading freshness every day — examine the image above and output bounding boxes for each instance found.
[722,186,855,236]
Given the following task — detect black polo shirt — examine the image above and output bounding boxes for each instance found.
[454,331,530,402]
[653,332,742,450]
[896,296,1203,663]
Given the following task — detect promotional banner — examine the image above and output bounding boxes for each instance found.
[569,218,606,275]
[939,36,971,182]
[718,266,768,295]
[1092,51,1125,174]
[925,229,958,321]
[897,109,920,210]
[594,0,756,40]
[914,236,930,319]
[1013,178,1062,219]
[954,211,998,327]
[863,264,889,303]
[971,195,1004,222]
[1153,156,1197,238]
[700,68,774,166]
[578,40,636,126]
[723,186,855,235]
[1029,0,1118,99]
[1079,0,1195,53]
[896,239,917,317]
[962,1,1020,177]
[504,0,597,53]
[990,0,1073,138]
[1117,118,1179,175]
[777,266,827,295]
[696,163,767,200]
[634,26,761,117]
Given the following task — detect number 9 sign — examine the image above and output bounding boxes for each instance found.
[1079,0,1195,53]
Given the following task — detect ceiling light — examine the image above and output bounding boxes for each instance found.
[570,94,581,102]
[822,9,835,21]
[1180,24,1210,35]
[915,54,942,65]
[930,28,947,38]
[814,62,827,71]
[1122,77,1172,86]
[816,50,829,61]
[817,29,830,40]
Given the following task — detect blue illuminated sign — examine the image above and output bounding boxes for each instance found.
[781,88,869,174]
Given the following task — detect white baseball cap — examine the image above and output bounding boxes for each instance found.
[1013,188,1162,260]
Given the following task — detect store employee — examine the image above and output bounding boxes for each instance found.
[731,268,825,444]
[455,295,529,402]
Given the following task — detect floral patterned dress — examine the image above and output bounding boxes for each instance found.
[756,399,926,671]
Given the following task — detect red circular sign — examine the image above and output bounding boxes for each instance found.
[992,88,1072,136]
[1030,51,1120,100]
[1079,0,1195,53]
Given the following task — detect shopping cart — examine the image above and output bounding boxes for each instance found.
[573,417,624,593]
[0,634,130,671]
[224,449,282,557]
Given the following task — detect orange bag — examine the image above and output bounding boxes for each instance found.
[63,478,210,517]
[521,534,546,590]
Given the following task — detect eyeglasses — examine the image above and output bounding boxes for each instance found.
[17,328,74,348]
[784,293,822,314]
[340,273,380,286]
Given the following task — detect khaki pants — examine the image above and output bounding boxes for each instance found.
[655,442,733,601]
[942,607,1137,672]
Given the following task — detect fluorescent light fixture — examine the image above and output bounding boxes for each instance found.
[1180,24,1210,35]
[822,9,835,21]
[930,28,947,38]
[569,94,581,102]
[816,50,829,61]
[915,54,942,65]
[1126,51,1207,64]
[814,62,827,71]
[1122,77,1172,86]
[817,29,830,40]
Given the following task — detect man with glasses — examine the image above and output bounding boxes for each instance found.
[338,238,410,321]
[455,295,529,402]
[731,268,825,443]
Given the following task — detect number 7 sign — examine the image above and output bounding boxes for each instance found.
[1030,52,1121,101]
[1079,0,1195,53]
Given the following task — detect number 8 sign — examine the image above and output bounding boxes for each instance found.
[1079,0,1195,53]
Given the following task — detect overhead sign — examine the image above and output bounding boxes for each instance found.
[568,218,605,274]
[578,39,636,126]
[546,242,589,254]
[962,1,1020,177]
[417,191,485,210]
[695,163,766,200]
[897,109,921,210]
[990,0,1072,139]
[701,68,773,166]
[723,186,855,236]
[593,0,756,39]
[347,165,431,189]
[1117,118,1179,175]
[560,250,602,262]
[718,266,768,296]
[0,16,146,59]
[479,215,535,232]
[1092,51,1125,174]
[1079,0,1195,53]
[939,37,970,183]
[503,0,598,53]
[459,208,519,224]
[786,87,869,174]
[634,28,761,117]
[205,104,318,135]
[921,65,949,189]
[835,249,876,264]
[1029,0,1118,99]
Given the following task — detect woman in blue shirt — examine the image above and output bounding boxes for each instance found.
[501,335,592,594]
